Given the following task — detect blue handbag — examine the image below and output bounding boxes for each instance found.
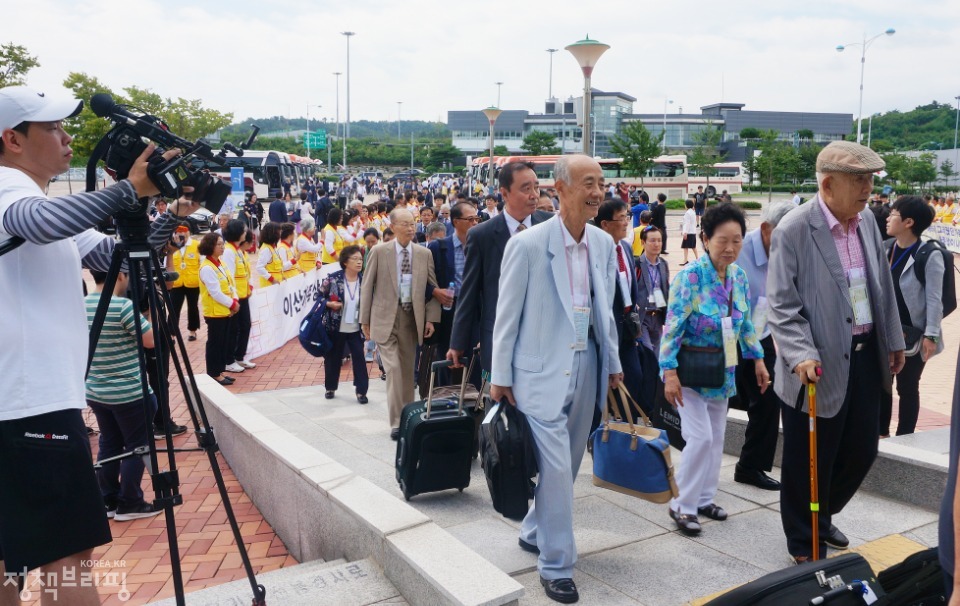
[591,384,679,504]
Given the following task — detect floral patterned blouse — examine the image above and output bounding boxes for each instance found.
[659,253,763,399]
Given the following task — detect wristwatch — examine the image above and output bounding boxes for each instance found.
[924,335,940,344]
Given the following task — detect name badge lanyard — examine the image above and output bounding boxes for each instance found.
[179,244,187,270]
[888,241,918,272]
[560,222,592,351]
[212,262,236,299]
[721,278,738,368]
[344,276,361,323]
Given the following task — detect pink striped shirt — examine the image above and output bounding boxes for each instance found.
[818,197,872,335]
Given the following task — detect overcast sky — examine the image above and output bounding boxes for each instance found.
[9,0,960,127]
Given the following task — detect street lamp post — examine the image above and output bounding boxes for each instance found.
[954,95,959,183]
[836,27,895,144]
[662,97,673,153]
[495,82,503,108]
[341,31,355,170]
[397,101,403,139]
[481,106,502,195]
[565,35,610,156]
[546,48,558,99]
[305,103,321,159]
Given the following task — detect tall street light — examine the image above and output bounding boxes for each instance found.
[565,35,610,156]
[397,101,403,139]
[662,97,673,153]
[482,106,502,194]
[546,49,558,99]
[342,31,355,170]
[305,103,321,159]
[495,82,503,108]
[954,95,959,182]
[333,72,342,138]
[836,27,895,144]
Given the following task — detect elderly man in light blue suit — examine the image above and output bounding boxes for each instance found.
[491,154,623,604]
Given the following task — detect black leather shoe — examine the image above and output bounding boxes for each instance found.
[824,524,849,549]
[325,391,335,400]
[669,508,702,535]
[697,503,728,521]
[734,464,781,491]
[518,538,540,555]
[390,428,400,441]
[357,394,368,404]
[540,576,578,604]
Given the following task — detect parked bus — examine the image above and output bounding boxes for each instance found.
[471,154,743,199]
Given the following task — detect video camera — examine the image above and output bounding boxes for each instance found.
[86,93,259,217]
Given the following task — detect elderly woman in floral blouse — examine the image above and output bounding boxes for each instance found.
[659,203,769,536]
[319,245,370,404]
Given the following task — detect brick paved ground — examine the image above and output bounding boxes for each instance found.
[21,211,956,604]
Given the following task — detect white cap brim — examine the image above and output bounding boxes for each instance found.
[0,86,84,132]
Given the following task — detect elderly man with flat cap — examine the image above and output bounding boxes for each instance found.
[767,141,905,563]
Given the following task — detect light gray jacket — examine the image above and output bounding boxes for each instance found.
[767,196,905,418]
[885,239,945,356]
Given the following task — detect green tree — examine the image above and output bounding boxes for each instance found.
[609,122,663,189]
[687,123,725,193]
[940,159,956,187]
[738,127,761,141]
[0,43,39,87]
[425,141,461,171]
[905,153,938,191]
[520,131,561,156]
[752,130,796,201]
[62,73,233,165]
[796,129,814,142]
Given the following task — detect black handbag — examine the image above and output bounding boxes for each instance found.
[676,345,725,388]
[675,282,733,389]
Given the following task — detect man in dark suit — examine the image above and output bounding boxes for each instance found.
[447,161,552,377]
[315,191,333,231]
[650,193,668,254]
[426,202,480,383]
[596,199,645,414]
[267,196,287,224]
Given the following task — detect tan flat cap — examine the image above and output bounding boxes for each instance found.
[816,140,885,174]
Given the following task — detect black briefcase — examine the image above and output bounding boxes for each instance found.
[704,553,885,605]
[478,397,538,520]
[395,360,475,501]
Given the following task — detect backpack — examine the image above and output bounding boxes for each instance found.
[298,298,332,357]
[914,239,957,317]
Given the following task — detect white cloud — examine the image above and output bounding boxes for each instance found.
[9,0,960,129]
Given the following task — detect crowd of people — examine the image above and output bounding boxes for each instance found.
[3,82,960,605]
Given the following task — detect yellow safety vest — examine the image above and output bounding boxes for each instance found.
[226,242,249,299]
[171,239,201,288]
[296,235,319,273]
[632,226,646,257]
[320,225,345,264]
[259,244,283,287]
[279,241,301,279]
[200,259,236,318]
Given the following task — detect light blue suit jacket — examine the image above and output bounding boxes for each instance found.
[491,216,622,421]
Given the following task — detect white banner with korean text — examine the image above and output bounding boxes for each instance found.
[925,224,960,254]
[245,265,339,360]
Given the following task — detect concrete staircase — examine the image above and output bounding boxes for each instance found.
[151,557,403,605]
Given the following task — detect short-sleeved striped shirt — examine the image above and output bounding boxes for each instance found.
[84,294,153,404]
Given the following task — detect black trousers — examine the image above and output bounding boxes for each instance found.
[735,335,781,472]
[780,335,881,558]
[324,330,369,395]
[169,286,200,332]
[205,316,230,377]
[144,344,175,430]
[879,353,926,436]
[225,298,252,365]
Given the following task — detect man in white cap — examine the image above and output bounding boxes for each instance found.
[0,86,198,604]
[767,140,905,564]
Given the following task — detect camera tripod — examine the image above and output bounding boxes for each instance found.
[87,210,266,606]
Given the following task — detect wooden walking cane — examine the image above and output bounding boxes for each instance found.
[808,367,823,561]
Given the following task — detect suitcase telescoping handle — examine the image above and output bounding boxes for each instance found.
[427,358,468,418]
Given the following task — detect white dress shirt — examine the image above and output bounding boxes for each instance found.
[394,239,414,292]
[503,210,532,236]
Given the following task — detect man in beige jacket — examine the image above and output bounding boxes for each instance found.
[361,208,440,439]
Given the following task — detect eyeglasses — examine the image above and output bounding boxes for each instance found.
[456,216,481,223]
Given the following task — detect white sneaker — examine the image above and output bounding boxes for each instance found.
[224,363,245,373]
[237,360,257,369]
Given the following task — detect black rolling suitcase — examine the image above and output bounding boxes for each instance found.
[704,553,885,606]
[395,360,475,501]
[478,396,538,520]
[877,547,944,605]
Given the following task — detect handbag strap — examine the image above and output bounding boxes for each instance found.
[604,387,637,435]
[614,383,652,427]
